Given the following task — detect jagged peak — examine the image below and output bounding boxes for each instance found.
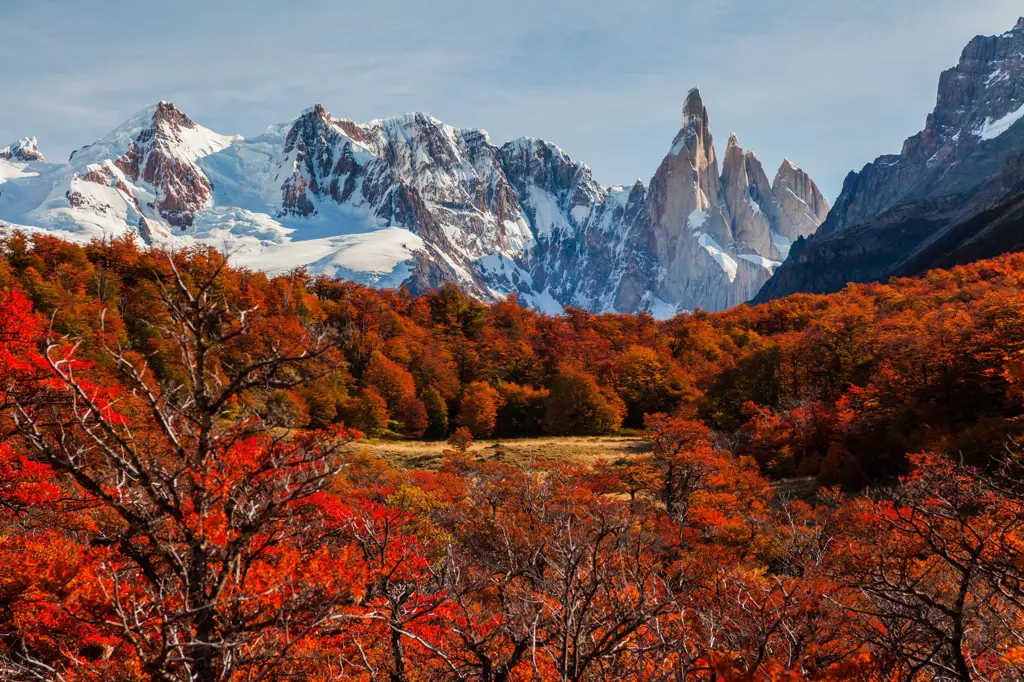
[503,136,572,160]
[726,132,741,148]
[0,136,45,162]
[105,101,198,137]
[69,101,238,166]
[288,107,500,153]
[1016,16,1024,31]
[683,88,705,124]
[296,103,332,121]
[772,158,830,214]
[363,111,447,130]
[152,101,197,130]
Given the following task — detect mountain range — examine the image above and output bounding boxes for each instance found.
[0,90,826,317]
[757,17,1024,302]
[6,18,1024,316]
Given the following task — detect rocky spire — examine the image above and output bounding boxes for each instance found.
[720,134,784,257]
[675,88,721,213]
[720,134,771,255]
[772,159,831,240]
[152,101,197,131]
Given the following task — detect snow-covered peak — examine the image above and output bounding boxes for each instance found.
[58,102,242,229]
[0,137,45,163]
[501,136,597,180]
[70,101,240,168]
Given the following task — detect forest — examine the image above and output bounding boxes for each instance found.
[0,231,1022,680]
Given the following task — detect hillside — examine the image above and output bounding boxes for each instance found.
[2,231,1023,487]
[0,231,1021,680]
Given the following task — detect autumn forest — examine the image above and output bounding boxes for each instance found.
[1,232,1023,681]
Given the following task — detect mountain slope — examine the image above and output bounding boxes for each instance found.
[756,17,1024,302]
[0,93,828,316]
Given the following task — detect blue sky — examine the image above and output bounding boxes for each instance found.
[2,0,1021,200]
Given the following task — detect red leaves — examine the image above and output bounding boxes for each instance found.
[0,443,60,509]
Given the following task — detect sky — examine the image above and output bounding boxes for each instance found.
[1,0,1022,201]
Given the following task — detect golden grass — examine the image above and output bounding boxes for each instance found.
[345,435,653,471]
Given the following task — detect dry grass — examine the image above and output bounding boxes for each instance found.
[344,435,653,471]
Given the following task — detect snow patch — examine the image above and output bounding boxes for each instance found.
[303,227,423,282]
[694,232,738,283]
[524,288,565,316]
[643,293,678,320]
[737,253,780,271]
[687,210,708,231]
[986,67,1011,87]
[771,232,793,260]
[0,159,38,183]
[526,185,573,238]
[976,102,1024,140]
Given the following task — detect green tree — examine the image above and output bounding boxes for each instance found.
[543,367,623,436]
[422,387,450,440]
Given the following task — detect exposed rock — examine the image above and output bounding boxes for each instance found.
[772,159,830,241]
[0,137,45,162]
[721,134,775,257]
[758,17,1024,303]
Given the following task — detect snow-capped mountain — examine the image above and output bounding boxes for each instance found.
[1,137,45,163]
[758,17,1024,302]
[0,91,827,316]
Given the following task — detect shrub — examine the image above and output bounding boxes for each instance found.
[264,390,310,428]
[364,351,416,411]
[400,396,429,439]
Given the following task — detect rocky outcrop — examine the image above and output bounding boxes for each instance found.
[757,17,1024,303]
[616,90,827,312]
[252,91,825,314]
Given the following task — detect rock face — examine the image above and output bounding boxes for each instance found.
[0,137,45,163]
[69,101,238,229]
[757,18,1024,302]
[772,159,829,241]
[609,89,828,313]
[0,93,827,316]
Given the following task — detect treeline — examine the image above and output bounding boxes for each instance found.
[0,236,1022,680]
[4,232,1024,487]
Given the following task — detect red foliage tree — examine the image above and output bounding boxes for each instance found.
[457,381,500,439]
